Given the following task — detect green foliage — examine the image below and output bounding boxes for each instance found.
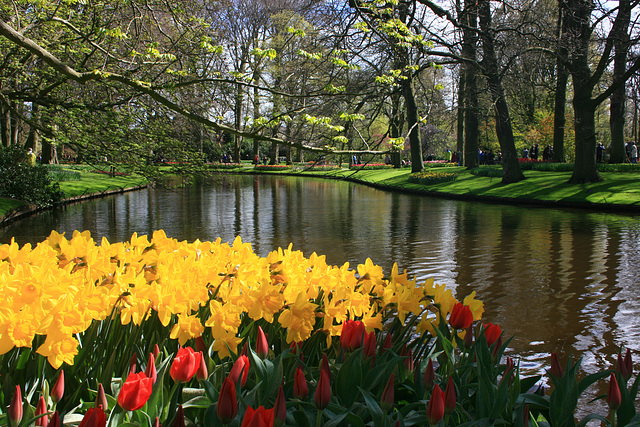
[0,146,64,207]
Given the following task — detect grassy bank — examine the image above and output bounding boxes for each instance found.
[0,167,148,221]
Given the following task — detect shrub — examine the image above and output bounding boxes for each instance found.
[470,166,503,177]
[0,145,64,206]
[409,170,459,184]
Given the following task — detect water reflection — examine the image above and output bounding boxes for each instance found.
[2,174,640,380]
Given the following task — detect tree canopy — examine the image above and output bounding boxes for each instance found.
[1,0,639,182]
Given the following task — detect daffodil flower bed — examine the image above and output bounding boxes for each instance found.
[0,230,480,369]
[1,231,637,426]
[408,170,459,185]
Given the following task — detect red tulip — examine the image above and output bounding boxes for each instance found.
[274,385,287,427]
[548,352,564,378]
[96,383,108,411]
[363,331,376,358]
[51,370,65,403]
[35,395,48,427]
[293,367,309,400]
[48,411,61,427]
[423,359,435,390]
[444,376,456,415]
[217,377,238,424]
[145,353,157,384]
[256,326,269,359]
[483,323,502,347]
[153,417,161,427]
[170,346,203,382]
[152,344,160,359]
[196,356,208,381]
[449,303,473,329]
[426,384,445,425]
[241,405,275,427]
[117,371,153,411]
[523,404,530,427]
[491,336,503,360]
[314,368,331,410]
[79,405,107,427]
[607,373,622,410]
[229,355,250,388]
[172,405,186,427]
[381,373,395,412]
[340,320,365,352]
[9,385,22,427]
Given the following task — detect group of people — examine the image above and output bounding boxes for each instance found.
[625,141,638,164]
[522,144,553,161]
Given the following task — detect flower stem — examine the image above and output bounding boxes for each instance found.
[315,409,323,427]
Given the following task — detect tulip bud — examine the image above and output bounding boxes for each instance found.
[129,353,137,376]
[196,354,208,381]
[48,411,61,427]
[256,326,269,359]
[463,326,474,348]
[145,353,157,385]
[607,373,622,410]
[483,323,502,347]
[314,368,331,410]
[491,336,503,360]
[548,352,564,378]
[321,353,332,381]
[444,376,456,415]
[51,370,65,404]
[217,377,237,424]
[383,333,393,352]
[401,346,414,372]
[9,385,23,427]
[423,359,435,390]
[293,367,309,400]
[523,404,530,427]
[380,373,395,412]
[96,383,108,411]
[152,344,160,359]
[229,355,249,388]
[426,384,445,425]
[363,331,376,358]
[35,395,48,427]
[172,405,186,427]
[274,385,287,427]
[152,417,161,427]
[195,336,207,354]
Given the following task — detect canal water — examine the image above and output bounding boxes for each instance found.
[2,174,640,388]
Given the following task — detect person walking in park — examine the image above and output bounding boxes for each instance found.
[27,148,36,167]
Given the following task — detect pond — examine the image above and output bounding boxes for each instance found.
[2,173,639,385]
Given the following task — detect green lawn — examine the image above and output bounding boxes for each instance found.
[2,165,640,221]
[288,166,640,210]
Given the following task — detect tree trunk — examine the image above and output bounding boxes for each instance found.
[461,0,479,169]
[567,0,601,183]
[402,74,424,173]
[456,72,465,159]
[478,0,524,183]
[552,0,568,162]
[1,99,10,147]
[253,67,261,160]
[390,91,403,168]
[609,0,631,163]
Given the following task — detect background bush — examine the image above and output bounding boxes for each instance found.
[0,145,64,206]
